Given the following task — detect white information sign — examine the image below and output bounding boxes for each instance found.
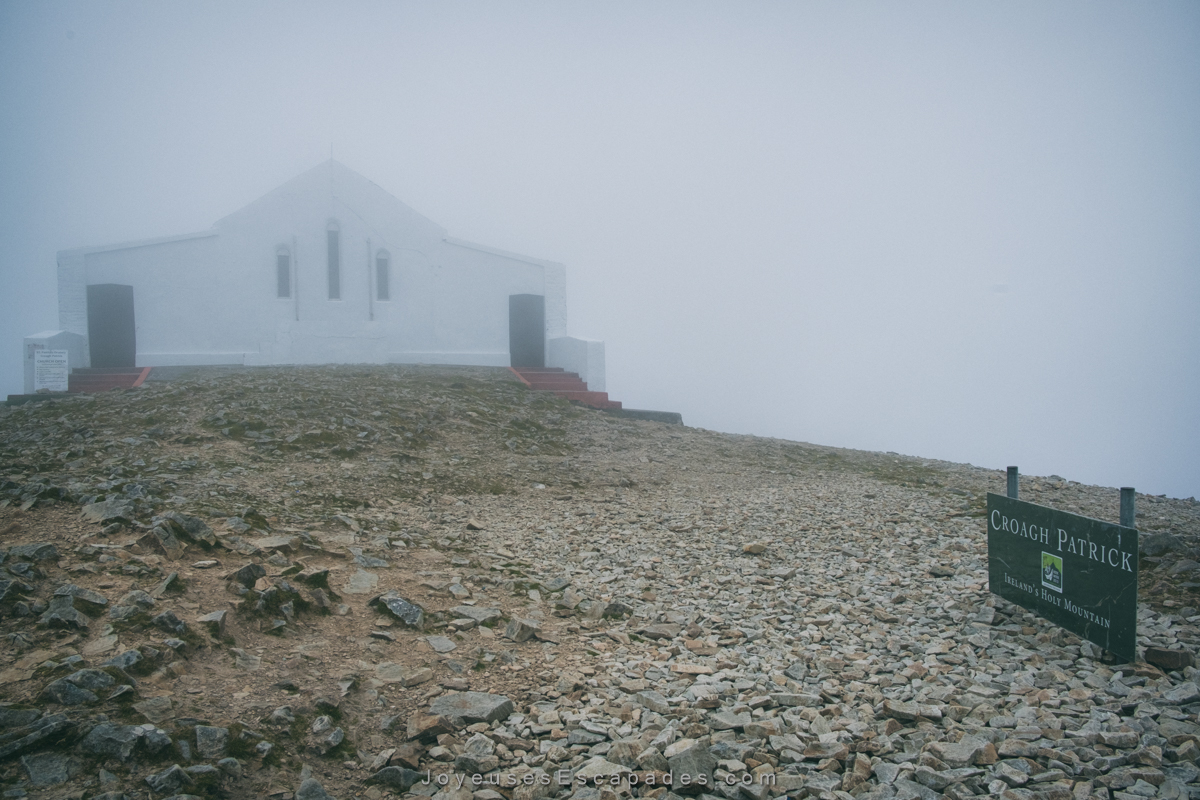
[34,349,69,392]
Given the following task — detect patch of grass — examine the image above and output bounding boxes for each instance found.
[226,723,257,759]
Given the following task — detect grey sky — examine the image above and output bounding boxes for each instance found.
[2,2,1197,499]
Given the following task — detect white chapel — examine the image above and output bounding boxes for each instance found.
[24,160,605,392]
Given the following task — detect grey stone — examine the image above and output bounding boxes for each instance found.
[83,633,120,657]
[67,668,118,691]
[782,662,806,681]
[144,725,174,754]
[455,750,500,774]
[373,591,424,625]
[231,648,262,670]
[572,758,629,783]
[153,609,187,634]
[0,707,41,728]
[198,610,227,637]
[709,711,751,731]
[454,732,497,773]
[145,764,193,795]
[641,623,682,640]
[894,778,939,800]
[134,695,174,724]
[1142,532,1183,557]
[81,498,137,524]
[344,569,379,594]
[195,725,229,759]
[636,689,671,714]
[41,677,98,706]
[53,583,108,609]
[350,547,388,567]
[637,746,670,772]
[151,526,186,559]
[449,605,503,624]
[297,777,336,800]
[230,563,265,588]
[928,735,989,767]
[8,542,59,561]
[81,723,142,759]
[322,726,345,751]
[0,578,35,606]
[0,714,74,760]
[38,595,90,629]
[367,766,424,790]
[1164,682,1200,705]
[426,635,458,653]
[875,762,902,784]
[19,751,81,787]
[710,740,755,761]
[429,691,514,724]
[504,617,540,642]
[112,589,156,611]
[607,740,641,769]
[665,738,715,795]
[104,649,147,673]
[568,728,606,745]
[769,692,820,707]
[150,571,181,598]
[557,588,584,610]
[156,512,216,546]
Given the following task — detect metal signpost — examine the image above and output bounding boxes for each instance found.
[987,467,1139,662]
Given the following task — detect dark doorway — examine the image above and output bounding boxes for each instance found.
[509,294,545,368]
[87,284,136,368]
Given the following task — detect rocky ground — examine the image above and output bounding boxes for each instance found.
[2,364,1200,800]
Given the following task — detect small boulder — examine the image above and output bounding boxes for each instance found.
[297,777,337,800]
[38,595,90,629]
[80,722,143,760]
[8,542,59,561]
[195,725,229,759]
[81,498,136,525]
[367,766,424,791]
[145,764,193,795]
[198,609,228,637]
[229,563,266,588]
[372,592,424,627]
[504,618,540,642]
[429,691,514,724]
[20,752,81,787]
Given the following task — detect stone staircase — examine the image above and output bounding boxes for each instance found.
[510,367,621,410]
[68,367,151,393]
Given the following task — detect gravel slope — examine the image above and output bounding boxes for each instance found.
[1,365,1199,800]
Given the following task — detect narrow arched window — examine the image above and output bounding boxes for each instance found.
[327,221,340,300]
[376,250,390,301]
[276,246,291,298]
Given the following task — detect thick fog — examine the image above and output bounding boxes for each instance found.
[2,2,1197,499]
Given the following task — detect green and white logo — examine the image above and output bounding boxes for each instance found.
[1041,551,1063,593]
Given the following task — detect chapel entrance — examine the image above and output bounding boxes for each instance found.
[508,294,545,368]
[87,284,136,368]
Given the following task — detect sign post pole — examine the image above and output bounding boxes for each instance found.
[1007,466,1019,500]
[1120,488,1136,530]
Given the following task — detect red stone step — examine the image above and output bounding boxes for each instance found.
[510,367,621,410]
[525,377,589,390]
[552,390,621,407]
[68,367,150,393]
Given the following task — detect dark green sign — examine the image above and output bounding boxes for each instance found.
[987,493,1138,661]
